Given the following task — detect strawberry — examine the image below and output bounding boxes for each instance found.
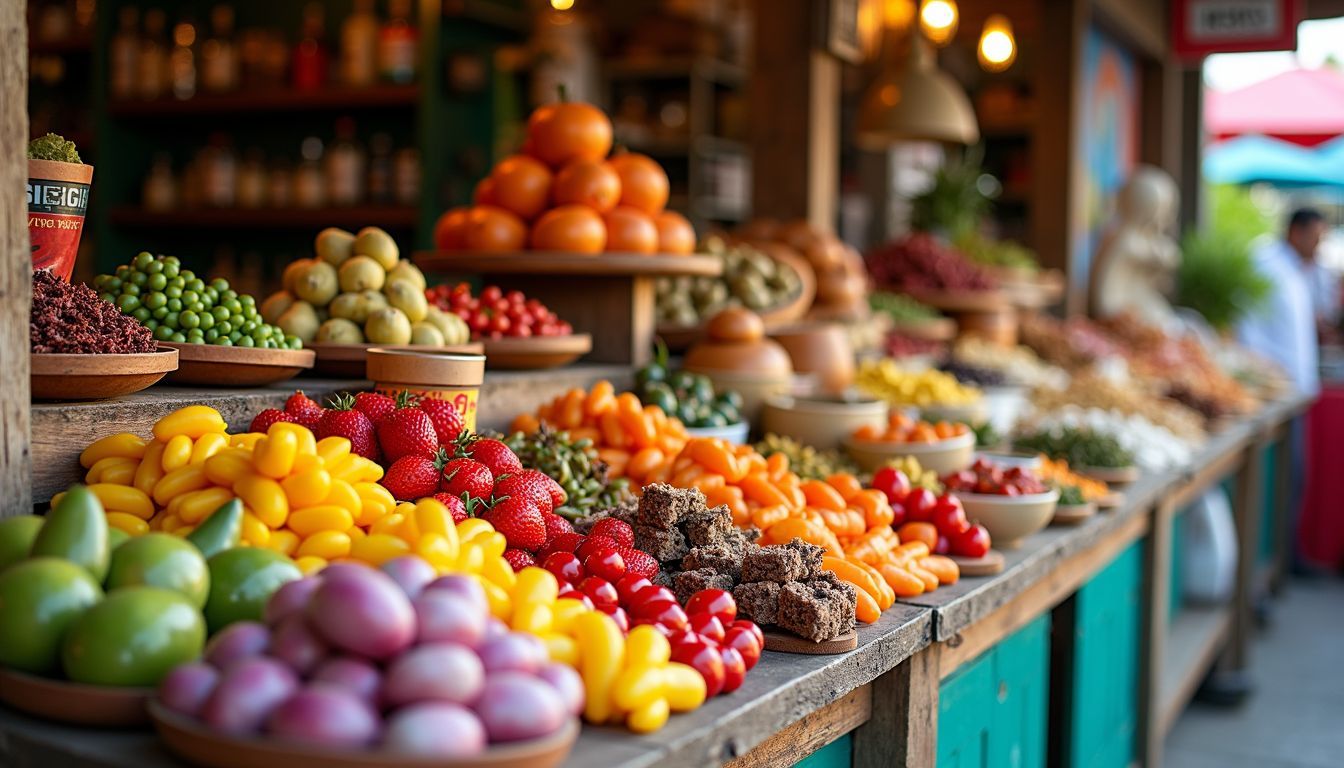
[420,398,466,445]
[382,454,442,501]
[493,469,555,515]
[483,495,547,551]
[543,512,574,542]
[250,408,295,434]
[537,532,585,562]
[542,474,568,509]
[589,518,634,548]
[353,392,397,426]
[432,492,470,522]
[378,393,440,462]
[576,535,619,562]
[465,438,523,477]
[317,394,379,459]
[619,546,660,579]
[440,457,495,500]
[503,548,537,571]
[284,391,324,429]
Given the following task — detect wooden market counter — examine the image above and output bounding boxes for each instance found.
[0,389,1310,768]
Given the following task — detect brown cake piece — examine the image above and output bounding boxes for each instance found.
[681,505,734,547]
[777,581,854,642]
[634,524,689,563]
[680,545,741,581]
[740,544,806,584]
[637,484,703,529]
[740,526,762,543]
[733,581,781,626]
[783,538,825,579]
[651,570,675,588]
[806,572,857,611]
[673,568,735,604]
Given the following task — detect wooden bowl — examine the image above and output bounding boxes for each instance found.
[308,343,484,378]
[845,431,976,474]
[481,335,592,370]
[958,489,1059,549]
[31,349,178,401]
[761,394,888,452]
[149,702,579,768]
[1052,501,1097,525]
[0,667,151,726]
[905,288,1010,312]
[160,343,315,387]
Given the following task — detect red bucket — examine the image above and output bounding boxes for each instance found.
[28,158,94,280]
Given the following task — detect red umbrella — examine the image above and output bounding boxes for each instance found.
[1205,68,1344,147]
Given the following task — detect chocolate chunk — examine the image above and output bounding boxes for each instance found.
[673,568,735,604]
[733,581,782,626]
[681,545,742,581]
[777,580,855,642]
[681,505,734,547]
[633,524,689,563]
[740,544,806,584]
[636,484,703,529]
[783,538,826,579]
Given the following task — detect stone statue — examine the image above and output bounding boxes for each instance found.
[1091,165,1182,329]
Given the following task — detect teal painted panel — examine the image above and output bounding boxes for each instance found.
[938,614,1051,768]
[1070,542,1142,768]
[795,733,852,768]
[1169,511,1185,619]
[1258,444,1277,563]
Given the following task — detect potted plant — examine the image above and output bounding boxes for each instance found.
[27,133,93,280]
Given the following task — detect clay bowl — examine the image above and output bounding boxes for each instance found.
[684,420,751,445]
[480,335,591,370]
[307,343,484,378]
[31,349,178,401]
[770,322,855,395]
[845,430,976,474]
[958,489,1059,549]
[916,400,988,426]
[0,667,151,726]
[760,394,888,451]
[159,343,315,387]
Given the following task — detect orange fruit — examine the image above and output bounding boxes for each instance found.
[527,101,613,169]
[531,205,607,254]
[473,177,498,206]
[607,152,669,215]
[603,206,659,254]
[489,155,553,220]
[463,206,527,252]
[653,210,696,254]
[552,160,622,213]
[432,207,471,251]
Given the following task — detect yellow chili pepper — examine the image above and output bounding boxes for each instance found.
[106,511,150,536]
[323,479,361,517]
[370,512,406,537]
[190,432,230,465]
[551,598,590,634]
[133,441,167,496]
[455,518,495,542]
[613,664,666,712]
[99,461,138,487]
[354,483,395,526]
[574,612,625,724]
[267,529,300,557]
[415,532,456,571]
[240,511,271,546]
[290,452,324,474]
[625,624,671,666]
[543,633,580,666]
[176,487,237,525]
[152,465,209,507]
[626,697,670,733]
[663,662,707,712]
[288,505,354,538]
[281,468,332,509]
[297,530,353,560]
[315,436,352,464]
[86,456,135,485]
[160,513,185,533]
[270,422,317,456]
[153,405,227,441]
[473,574,513,620]
[160,434,194,472]
[350,533,410,565]
[413,499,454,538]
[80,433,148,468]
[512,567,559,605]
[347,525,366,541]
[295,556,328,575]
[234,474,289,529]
[230,433,264,450]
[89,484,155,521]
[455,540,486,573]
[483,555,517,591]
[512,601,554,635]
[204,448,252,486]
[252,429,299,480]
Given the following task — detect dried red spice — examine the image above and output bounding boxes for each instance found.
[30,269,156,354]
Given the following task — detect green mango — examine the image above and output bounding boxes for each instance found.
[106,534,210,609]
[0,558,103,674]
[0,515,44,572]
[107,527,131,552]
[30,486,109,583]
[185,499,243,559]
[204,547,301,633]
[62,586,204,687]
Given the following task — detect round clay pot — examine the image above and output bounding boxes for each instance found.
[770,323,855,394]
[684,308,793,377]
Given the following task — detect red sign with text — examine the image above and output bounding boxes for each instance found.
[1172,0,1302,59]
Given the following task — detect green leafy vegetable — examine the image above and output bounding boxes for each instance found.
[27,133,82,164]
[1012,427,1134,469]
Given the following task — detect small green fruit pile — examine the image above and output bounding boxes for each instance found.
[635,352,743,428]
[502,425,632,520]
[96,253,299,349]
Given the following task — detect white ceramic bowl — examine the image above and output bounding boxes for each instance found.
[845,430,976,474]
[761,394,889,451]
[686,368,794,424]
[684,421,751,445]
[972,451,1042,471]
[918,400,989,426]
[958,489,1059,549]
[980,385,1028,435]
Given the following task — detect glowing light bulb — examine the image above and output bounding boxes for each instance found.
[919,0,958,46]
[978,14,1016,72]
[551,0,574,9]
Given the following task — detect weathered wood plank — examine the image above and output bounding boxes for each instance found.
[725,685,871,768]
[853,644,940,768]
[1158,605,1232,739]
[1137,498,1175,768]
[1,0,31,517]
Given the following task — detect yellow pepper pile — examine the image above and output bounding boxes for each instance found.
[856,359,981,407]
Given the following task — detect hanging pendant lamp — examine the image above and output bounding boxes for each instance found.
[856,34,979,148]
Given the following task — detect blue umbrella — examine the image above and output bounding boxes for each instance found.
[1203,134,1344,187]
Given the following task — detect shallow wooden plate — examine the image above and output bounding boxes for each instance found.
[949,549,1006,576]
[1052,501,1097,525]
[763,629,858,655]
[160,343,315,387]
[150,702,579,768]
[307,342,485,378]
[1077,465,1141,485]
[481,335,592,370]
[415,251,722,278]
[30,349,178,401]
[1097,492,1126,509]
[0,667,151,726]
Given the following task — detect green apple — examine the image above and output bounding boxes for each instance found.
[203,548,301,633]
[30,485,109,583]
[0,558,103,674]
[62,586,204,687]
[0,515,44,572]
[106,534,210,609]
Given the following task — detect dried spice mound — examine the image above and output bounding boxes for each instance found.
[31,269,156,354]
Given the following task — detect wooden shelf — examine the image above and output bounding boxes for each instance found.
[1159,604,1233,737]
[621,134,749,158]
[108,84,420,117]
[109,206,419,230]
[29,33,93,56]
[605,56,747,87]
[415,251,721,277]
[442,0,530,33]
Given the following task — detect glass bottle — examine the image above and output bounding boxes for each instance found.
[291,3,329,91]
[392,146,420,205]
[169,17,198,100]
[143,154,179,212]
[109,6,140,101]
[367,132,394,205]
[341,0,379,88]
[200,134,238,208]
[237,150,268,209]
[294,136,327,209]
[268,160,294,208]
[326,118,366,206]
[138,9,169,100]
[379,0,418,84]
[200,5,239,93]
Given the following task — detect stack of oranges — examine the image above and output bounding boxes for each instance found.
[434,97,696,256]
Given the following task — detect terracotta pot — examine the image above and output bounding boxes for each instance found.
[684,308,793,377]
[770,323,855,394]
[367,349,486,431]
[27,158,94,280]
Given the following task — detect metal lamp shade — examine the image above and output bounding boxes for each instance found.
[857,36,980,148]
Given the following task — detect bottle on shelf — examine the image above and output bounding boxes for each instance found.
[392,146,420,206]
[326,117,366,207]
[109,6,140,101]
[379,0,418,84]
[237,149,269,209]
[367,132,394,205]
[200,4,239,94]
[268,159,294,208]
[138,9,169,100]
[199,134,238,208]
[170,16,198,100]
[143,153,178,212]
[294,136,327,209]
[291,2,329,92]
[341,0,379,89]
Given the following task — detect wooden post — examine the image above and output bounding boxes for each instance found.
[1177,68,1204,230]
[1269,426,1293,594]
[1,0,32,516]
[750,0,840,230]
[1137,500,1175,768]
[1222,439,1268,672]
[853,645,940,767]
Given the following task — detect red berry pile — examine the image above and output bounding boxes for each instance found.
[870,466,993,559]
[426,284,573,340]
[943,459,1049,497]
[865,232,998,293]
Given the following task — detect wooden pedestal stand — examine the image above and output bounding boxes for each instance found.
[909,289,1018,347]
[415,252,721,367]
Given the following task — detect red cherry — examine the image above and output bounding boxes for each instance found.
[951,523,991,558]
[632,618,676,638]
[671,640,726,697]
[730,619,764,649]
[633,585,677,607]
[719,646,746,693]
[934,534,951,555]
[580,577,619,610]
[615,575,653,605]
[556,584,593,609]
[870,466,912,504]
[684,589,737,625]
[584,549,627,583]
[904,488,936,522]
[723,625,762,671]
[634,599,689,632]
[889,500,908,528]
[543,552,584,585]
[598,603,629,632]
[689,613,726,644]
